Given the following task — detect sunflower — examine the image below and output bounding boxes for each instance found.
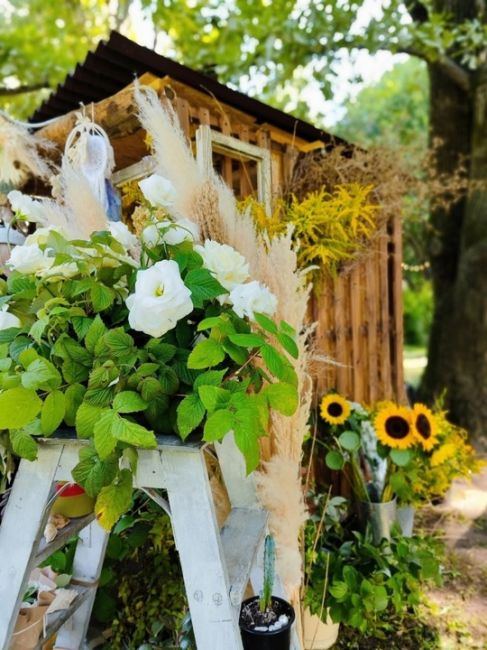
[374,404,415,449]
[320,393,351,426]
[411,403,438,450]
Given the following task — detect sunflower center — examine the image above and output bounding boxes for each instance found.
[385,416,410,439]
[328,402,344,417]
[415,413,431,439]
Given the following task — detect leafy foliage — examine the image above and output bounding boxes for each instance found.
[0,223,298,528]
[304,491,443,637]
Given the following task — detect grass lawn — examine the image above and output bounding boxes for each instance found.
[404,345,427,389]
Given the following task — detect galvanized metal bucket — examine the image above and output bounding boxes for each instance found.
[396,505,416,537]
[358,498,397,544]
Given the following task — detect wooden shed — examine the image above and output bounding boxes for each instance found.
[32,31,405,405]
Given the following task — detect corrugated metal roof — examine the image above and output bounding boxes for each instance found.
[30,31,339,145]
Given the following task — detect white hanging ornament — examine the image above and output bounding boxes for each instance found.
[62,112,115,214]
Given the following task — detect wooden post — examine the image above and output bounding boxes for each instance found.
[0,446,63,649]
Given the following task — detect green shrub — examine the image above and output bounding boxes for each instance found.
[403,281,433,347]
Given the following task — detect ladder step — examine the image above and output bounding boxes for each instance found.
[33,585,92,650]
[35,514,95,566]
[221,508,267,607]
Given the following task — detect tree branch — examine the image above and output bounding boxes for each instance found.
[399,47,471,92]
[0,83,49,97]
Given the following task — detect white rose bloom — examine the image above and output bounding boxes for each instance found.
[7,191,46,224]
[229,281,278,321]
[25,226,64,247]
[142,218,200,248]
[195,240,249,292]
[7,244,54,275]
[109,222,138,251]
[126,260,193,338]
[0,307,20,330]
[139,174,177,209]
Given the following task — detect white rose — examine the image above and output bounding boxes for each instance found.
[195,240,249,292]
[7,244,54,275]
[139,174,177,209]
[229,281,278,320]
[126,260,193,338]
[25,226,64,247]
[7,191,46,224]
[0,307,20,330]
[142,218,200,248]
[108,222,138,251]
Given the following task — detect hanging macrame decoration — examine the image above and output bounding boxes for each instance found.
[0,113,56,191]
[62,113,121,221]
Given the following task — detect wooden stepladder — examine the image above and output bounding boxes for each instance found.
[0,432,299,650]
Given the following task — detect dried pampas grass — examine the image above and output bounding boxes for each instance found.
[0,114,56,187]
[256,457,307,590]
[60,163,108,239]
[134,83,314,593]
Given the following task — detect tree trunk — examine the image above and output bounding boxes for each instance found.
[420,54,487,443]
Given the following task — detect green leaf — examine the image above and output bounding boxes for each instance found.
[187,338,225,369]
[372,585,389,612]
[264,382,298,416]
[185,268,227,307]
[145,341,177,363]
[177,393,206,439]
[277,332,299,359]
[0,327,21,344]
[0,387,42,429]
[233,421,261,474]
[198,385,230,411]
[254,312,278,334]
[21,358,62,391]
[64,384,87,427]
[222,340,247,364]
[95,409,157,449]
[85,315,107,353]
[29,319,48,344]
[95,469,133,530]
[261,344,285,379]
[329,581,348,600]
[203,409,235,442]
[390,448,413,466]
[103,328,134,357]
[339,430,361,452]
[193,368,228,389]
[158,365,179,394]
[94,411,118,459]
[325,450,345,471]
[9,428,38,460]
[228,333,265,348]
[280,320,296,337]
[18,348,38,369]
[72,447,118,498]
[75,402,105,438]
[113,391,148,414]
[72,316,92,340]
[41,390,66,435]
[196,316,223,331]
[91,283,115,312]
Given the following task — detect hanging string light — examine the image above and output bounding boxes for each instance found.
[401,261,431,272]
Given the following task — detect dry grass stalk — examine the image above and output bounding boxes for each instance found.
[135,84,314,593]
[0,114,57,187]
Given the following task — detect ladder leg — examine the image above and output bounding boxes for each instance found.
[54,521,108,650]
[163,448,243,650]
[0,445,64,650]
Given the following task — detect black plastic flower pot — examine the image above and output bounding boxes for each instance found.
[239,596,295,650]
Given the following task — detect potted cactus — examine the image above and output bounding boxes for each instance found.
[239,535,295,649]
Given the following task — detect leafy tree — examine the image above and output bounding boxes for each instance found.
[152,1,487,441]
[2,1,487,440]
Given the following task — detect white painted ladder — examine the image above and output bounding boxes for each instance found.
[0,432,300,650]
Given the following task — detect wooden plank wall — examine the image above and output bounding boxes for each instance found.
[170,87,405,406]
